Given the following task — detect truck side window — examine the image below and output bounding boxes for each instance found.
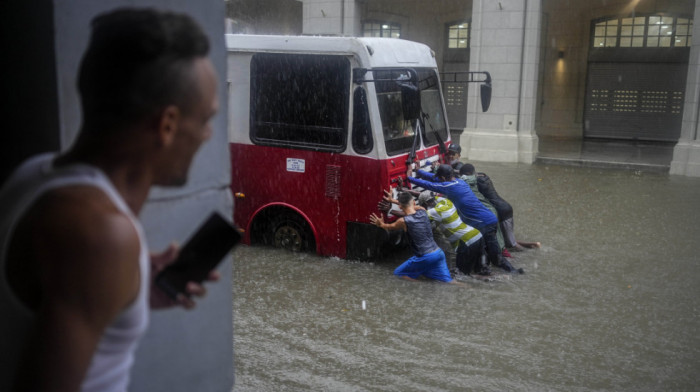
[250,53,350,152]
[352,87,373,154]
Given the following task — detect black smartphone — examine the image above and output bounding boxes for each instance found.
[155,212,241,300]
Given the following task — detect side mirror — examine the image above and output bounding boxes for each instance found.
[399,81,421,121]
[479,72,492,112]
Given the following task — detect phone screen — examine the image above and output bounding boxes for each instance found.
[155,212,241,300]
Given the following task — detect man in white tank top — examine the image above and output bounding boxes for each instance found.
[0,8,220,391]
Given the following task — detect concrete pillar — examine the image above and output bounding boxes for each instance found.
[671,2,700,177]
[302,0,361,36]
[462,0,542,163]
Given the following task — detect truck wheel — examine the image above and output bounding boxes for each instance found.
[272,213,314,252]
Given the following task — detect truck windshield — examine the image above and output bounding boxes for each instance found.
[375,68,448,156]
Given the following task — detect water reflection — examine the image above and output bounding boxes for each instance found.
[232,162,700,391]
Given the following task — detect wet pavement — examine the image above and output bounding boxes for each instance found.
[537,137,675,173]
[231,161,700,391]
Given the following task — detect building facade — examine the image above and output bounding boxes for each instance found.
[227,0,700,176]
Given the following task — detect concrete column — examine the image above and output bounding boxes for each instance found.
[671,2,700,177]
[462,0,542,163]
[302,0,361,36]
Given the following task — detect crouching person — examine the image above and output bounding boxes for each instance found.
[370,192,458,284]
[416,191,491,277]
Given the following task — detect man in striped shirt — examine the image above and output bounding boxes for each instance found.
[416,191,491,276]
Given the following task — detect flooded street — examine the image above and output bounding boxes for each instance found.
[231,162,700,391]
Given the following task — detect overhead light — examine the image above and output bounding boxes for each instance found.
[382,24,389,29]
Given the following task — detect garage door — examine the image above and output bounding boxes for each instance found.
[584,62,686,141]
[584,14,692,141]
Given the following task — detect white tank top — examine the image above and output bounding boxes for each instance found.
[0,153,150,392]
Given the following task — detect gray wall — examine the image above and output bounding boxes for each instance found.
[0,0,60,185]
[2,0,234,390]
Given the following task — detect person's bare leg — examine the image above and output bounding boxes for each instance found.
[517,241,541,249]
[509,244,526,252]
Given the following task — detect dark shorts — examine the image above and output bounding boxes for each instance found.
[394,248,452,282]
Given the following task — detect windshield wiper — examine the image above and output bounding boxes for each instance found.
[422,112,447,155]
[406,112,447,168]
[406,119,421,166]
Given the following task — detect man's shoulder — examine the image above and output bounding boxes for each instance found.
[10,184,141,313]
[36,185,122,217]
[31,185,137,252]
[412,209,432,222]
[435,197,452,207]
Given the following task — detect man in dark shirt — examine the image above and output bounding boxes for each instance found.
[370,192,456,283]
[462,163,541,251]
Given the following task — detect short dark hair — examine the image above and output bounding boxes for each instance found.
[78,8,210,131]
[459,163,475,176]
[397,192,413,207]
[435,164,454,180]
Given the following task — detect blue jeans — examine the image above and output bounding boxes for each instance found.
[394,248,452,282]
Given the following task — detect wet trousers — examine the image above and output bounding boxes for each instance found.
[478,223,517,273]
[455,237,484,275]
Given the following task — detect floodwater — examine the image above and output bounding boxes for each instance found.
[231,162,700,391]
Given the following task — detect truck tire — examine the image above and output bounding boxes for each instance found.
[271,213,314,252]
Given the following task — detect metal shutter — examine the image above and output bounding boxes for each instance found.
[584,62,686,141]
[442,61,470,131]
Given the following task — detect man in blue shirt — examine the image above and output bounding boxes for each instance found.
[406,164,523,274]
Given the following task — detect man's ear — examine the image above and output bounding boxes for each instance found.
[157,105,181,147]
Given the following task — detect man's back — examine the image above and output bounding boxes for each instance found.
[403,209,440,257]
[408,169,497,228]
[426,197,482,250]
[476,173,513,219]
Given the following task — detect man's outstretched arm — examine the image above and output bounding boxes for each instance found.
[369,213,406,232]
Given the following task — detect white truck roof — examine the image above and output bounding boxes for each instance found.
[224,34,437,69]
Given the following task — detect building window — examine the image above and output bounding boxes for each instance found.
[250,53,349,152]
[647,16,674,47]
[362,21,401,38]
[593,19,618,47]
[619,17,645,47]
[447,22,469,49]
[674,18,693,47]
[592,15,693,48]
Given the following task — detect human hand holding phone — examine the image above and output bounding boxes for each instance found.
[149,244,219,309]
[152,212,240,309]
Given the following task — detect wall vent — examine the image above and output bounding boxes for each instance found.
[325,165,341,198]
